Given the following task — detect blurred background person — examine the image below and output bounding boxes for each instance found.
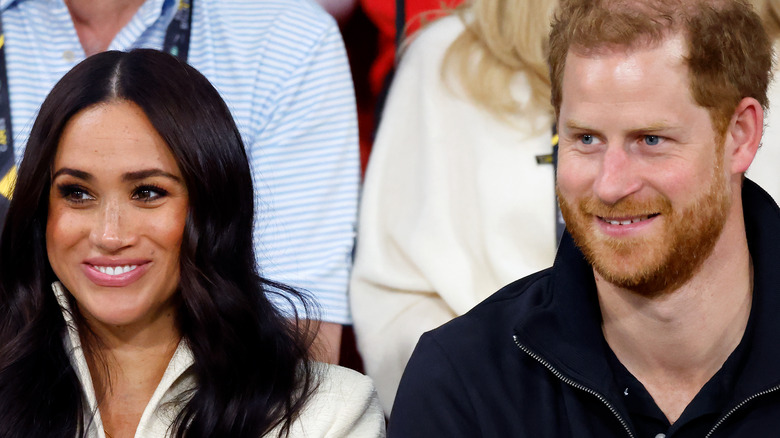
[747,0,780,201]
[350,0,559,414]
[315,0,467,372]
[0,49,384,438]
[332,0,464,174]
[316,0,358,25]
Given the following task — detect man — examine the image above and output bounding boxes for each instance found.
[1,0,359,362]
[389,0,779,436]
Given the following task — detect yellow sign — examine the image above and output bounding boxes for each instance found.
[0,165,16,199]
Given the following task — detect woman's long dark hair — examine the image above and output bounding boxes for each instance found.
[0,49,317,437]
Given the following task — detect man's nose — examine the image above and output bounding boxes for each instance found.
[89,199,135,252]
[593,145,643,205]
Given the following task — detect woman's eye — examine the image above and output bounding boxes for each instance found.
[132,185,168,202]
[644,135,661,146]
[57,185,94,203]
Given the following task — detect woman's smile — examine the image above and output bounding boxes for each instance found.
[81,258,151,287]
[46,100,188,331]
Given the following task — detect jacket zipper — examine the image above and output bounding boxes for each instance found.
[514,333,780,438]
[704,384,780,437]
[513,335,635,438]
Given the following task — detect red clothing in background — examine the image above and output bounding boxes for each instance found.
[361,0,463,97]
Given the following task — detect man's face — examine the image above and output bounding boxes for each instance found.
[556,35,733,295]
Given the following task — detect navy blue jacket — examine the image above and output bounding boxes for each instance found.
[390,180,780,437]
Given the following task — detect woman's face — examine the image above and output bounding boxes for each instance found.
[46,100,188,333]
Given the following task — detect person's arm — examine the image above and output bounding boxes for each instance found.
[310,320,343,364]
[388,333,479,437]
[246,7,360,362]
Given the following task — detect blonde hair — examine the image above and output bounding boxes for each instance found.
[440,0,557,119]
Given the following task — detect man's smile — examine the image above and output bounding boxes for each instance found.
[598,214,660,226]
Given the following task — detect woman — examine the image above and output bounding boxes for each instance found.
[350,0,558,413]
[0,49,384,437]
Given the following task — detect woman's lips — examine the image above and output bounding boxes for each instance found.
[81,261,151,287]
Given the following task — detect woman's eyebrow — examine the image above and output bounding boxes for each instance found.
[122,169,182,183]
[51,167,91,181]
[50,168,182,183]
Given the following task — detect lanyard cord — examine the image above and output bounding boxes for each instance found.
[163,0,193,60]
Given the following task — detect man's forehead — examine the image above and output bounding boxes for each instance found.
[562,33,690,98]
[558,32,705,132]
[566,31,688,66]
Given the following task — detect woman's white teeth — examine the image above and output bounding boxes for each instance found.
[606,216,650,226]
[95,265,137,275]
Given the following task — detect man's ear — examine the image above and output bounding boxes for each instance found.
[726,97,763,175]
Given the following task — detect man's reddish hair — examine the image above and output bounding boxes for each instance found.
[549,0,773,135]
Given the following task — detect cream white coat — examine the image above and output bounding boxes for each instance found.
[349,15,558,414]
[748,42,780,202]
[53,282,386,437]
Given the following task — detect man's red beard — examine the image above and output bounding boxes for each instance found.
[557,162,731,297]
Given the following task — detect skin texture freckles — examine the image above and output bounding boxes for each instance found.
[46,100,188,337]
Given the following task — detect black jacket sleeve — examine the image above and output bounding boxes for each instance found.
[388,332,480,437]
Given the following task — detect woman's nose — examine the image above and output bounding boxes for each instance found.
[89,199,135,252]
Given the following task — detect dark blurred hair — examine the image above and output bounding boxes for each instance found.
[0,49,316,437]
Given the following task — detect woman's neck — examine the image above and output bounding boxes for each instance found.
[84,330,181,438]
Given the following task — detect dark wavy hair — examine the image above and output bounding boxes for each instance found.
[0,49,317,437]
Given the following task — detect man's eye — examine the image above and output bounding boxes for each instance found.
[644,135,661,146]
[581,134,595,145]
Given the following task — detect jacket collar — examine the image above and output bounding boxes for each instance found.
[513,179,780,404]
[728,179,780,400]
[51,281,195,435]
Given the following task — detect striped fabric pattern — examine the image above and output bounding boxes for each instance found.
[1,0,359,323]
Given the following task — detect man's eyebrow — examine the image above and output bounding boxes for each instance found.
[51,168,92,181]
[121,169,182,183]
[562,120,596,132]
[632,122,676,133]
[562,120,677,133]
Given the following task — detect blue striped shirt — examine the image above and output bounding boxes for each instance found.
[2,0,359,323]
